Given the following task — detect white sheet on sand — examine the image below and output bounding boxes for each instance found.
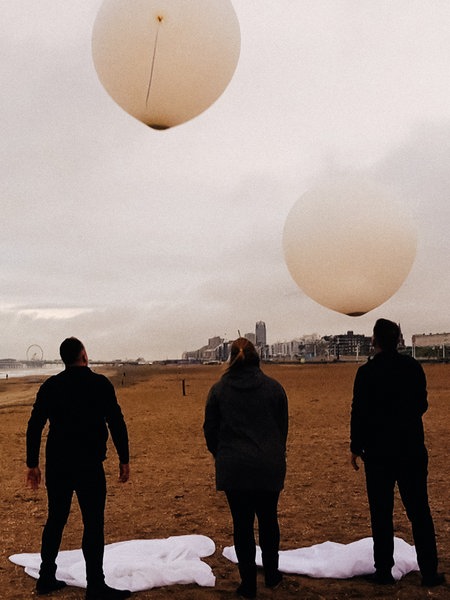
[9,535,216,592]
[9,535,419,591]
[224,536,419,581]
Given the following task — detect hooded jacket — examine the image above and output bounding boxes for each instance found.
[203,365,288,491]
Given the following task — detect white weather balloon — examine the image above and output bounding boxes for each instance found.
[92,0,241,130]
[283,179,418,316]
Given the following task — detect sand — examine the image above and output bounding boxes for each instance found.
[1,362,448,600]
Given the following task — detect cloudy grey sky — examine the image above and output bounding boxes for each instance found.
[2,1,450,361]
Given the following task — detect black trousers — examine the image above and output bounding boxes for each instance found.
[225,490,281,587]
[364,452,438,577]
[41,463,107,587]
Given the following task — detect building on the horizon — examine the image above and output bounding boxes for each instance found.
[182,322,269,363]
[269,334,329,361]
[412,332,450,359]
[182,336,229,363]
[269,339,303,361]
[0,358,25,370]
[255,321,266,347]
[397,323,406,349]
[324,331,372,359]
[244,332,256,345]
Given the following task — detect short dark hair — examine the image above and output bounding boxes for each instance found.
[373,319,400,352]
[228,337,260,370]
[59,337,84,366]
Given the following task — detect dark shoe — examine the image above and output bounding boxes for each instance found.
[85,583,131,600]
[36,577,67,595]
[236,583,256,599]
[265,570,283,589]
[364,570,395,585]
[422,573,446,587]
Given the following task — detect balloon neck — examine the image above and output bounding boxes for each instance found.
[346,311,366,317]
[148,124,170,130]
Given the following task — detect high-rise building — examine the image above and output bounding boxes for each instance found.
[255,321,266,347]
[244,333,256,345]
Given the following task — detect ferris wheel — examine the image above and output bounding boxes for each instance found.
[26,344,44,362]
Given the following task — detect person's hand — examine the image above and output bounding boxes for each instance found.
[350,453,360,471]
[119,463,130,483]
[26,467,41,490]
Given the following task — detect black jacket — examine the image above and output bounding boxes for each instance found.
[203,366,288,491]
[26,367,129,470]
[350,351,427,458]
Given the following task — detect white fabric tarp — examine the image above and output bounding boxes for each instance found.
[9,535,216,592]
[10,535,420,591]
[223,536,419,581]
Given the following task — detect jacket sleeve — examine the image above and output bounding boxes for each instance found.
[104,379,129,464]
[350,367,367,456]
[203,386,220,457]
[26,383,50,468]
[415,361,428,416]
[277,385,289,447]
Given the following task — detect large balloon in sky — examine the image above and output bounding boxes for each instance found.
[283,178,418,316]
[92,0,241,130]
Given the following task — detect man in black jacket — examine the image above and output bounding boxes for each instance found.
[26,337,131,600]
[350,319,444,587]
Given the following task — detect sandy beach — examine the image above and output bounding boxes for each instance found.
[1,362,448,600]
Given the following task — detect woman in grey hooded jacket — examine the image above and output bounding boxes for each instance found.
[203,338,288,599]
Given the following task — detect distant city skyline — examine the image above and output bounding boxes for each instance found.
[182,321,450,364]
[2,321,450,363]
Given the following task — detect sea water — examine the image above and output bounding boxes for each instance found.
[0,365,62,380]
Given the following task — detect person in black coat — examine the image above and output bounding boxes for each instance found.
[350,319,445,587]
[204,338,288,599]
[26,337,131,600]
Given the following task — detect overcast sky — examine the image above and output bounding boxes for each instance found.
[2,1,450,361]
